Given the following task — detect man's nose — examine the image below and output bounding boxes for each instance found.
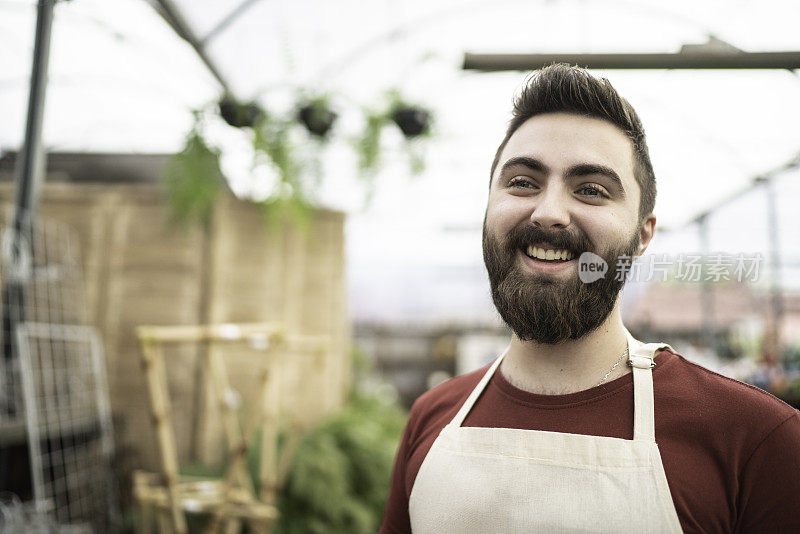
[529,187,570,229]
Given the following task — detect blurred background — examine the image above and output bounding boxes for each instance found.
[1,0,800,531]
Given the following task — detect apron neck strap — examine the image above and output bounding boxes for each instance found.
[627,330,674,443]
[450,347,507,428]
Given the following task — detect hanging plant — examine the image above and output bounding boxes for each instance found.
[353,109,391,178]
[354,90,435,179]
[297,96,338,139]
[387,90,432,139]
[218,96,265,128]
[391,105,431,138]
[163,113,225,228]
[389,92,434,176]
[165,87,435,229]
[253,115,299,185]
[250,112,319,230]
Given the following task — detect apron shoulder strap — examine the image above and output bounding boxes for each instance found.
[450,348,507,428]
[626,331,674,442]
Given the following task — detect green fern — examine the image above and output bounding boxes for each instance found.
[163,130,223,227]
[355,112,388,177]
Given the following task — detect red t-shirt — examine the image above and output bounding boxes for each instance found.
[380,349,800,533]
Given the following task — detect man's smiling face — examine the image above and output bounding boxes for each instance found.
[482,112,655,343]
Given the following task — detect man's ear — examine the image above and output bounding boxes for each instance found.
[637,214,656,256]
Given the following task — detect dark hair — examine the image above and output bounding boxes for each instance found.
[490,63,656,218]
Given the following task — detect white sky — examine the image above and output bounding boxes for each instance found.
[2,0,799,324]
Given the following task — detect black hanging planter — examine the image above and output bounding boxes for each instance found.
[218,98,265,128]
[298,101,338,138]
[391,106,431,138]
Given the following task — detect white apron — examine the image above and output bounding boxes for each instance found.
[408,332,682,533]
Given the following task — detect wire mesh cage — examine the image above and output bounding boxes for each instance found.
[0,209,118,533]
[16,323,117,533]
[1,210,86,421]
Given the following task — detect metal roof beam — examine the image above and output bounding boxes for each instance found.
[150,0,233,95]
[462,51,800,71]
[201,0,266,47]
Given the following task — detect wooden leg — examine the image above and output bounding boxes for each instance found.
[223,517,242,534]
[156,506,173,534]
[141,340,188,534]
[259,363,281,504]
[133,472,154,534]
[134,497,152,534]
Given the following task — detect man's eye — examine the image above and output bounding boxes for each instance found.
[576,185,608,198]
[508,177,537,189]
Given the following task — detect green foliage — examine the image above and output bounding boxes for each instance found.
[354,110,391,178]
[273,390,407,534]
[254,116,300,187]
[784,344,800,368]
[260,193,316,236]
[163,129,223,227]
[252,114,319,234]
[179,463,225,478]
[406,140,428,176]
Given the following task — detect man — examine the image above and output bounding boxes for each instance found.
[380,64,800,533]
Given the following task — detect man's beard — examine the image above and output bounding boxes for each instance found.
[482,221,640,344]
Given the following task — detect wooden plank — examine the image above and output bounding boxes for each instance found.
[140,339,187,534]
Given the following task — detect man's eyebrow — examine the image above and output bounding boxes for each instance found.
[565,163,627,198]
[498,157,628,198]
[499,156,549,175]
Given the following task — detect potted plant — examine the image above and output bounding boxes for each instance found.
[389,92,433,175]
[218,96,265,129]
[353,91,434,180]
[390,103,431,138]
[297,96,338,139]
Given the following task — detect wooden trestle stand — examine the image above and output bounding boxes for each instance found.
[133,323,328,534]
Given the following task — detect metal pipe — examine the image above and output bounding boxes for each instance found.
[697,215,716,353]
[12,0,55,234]
[201,0,265,46]
[763,178,784,365]
[658,151,800,232]
[462,51,800,71]
[3,0,56,369]
[151,0,233,94]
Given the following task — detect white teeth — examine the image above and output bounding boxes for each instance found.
[525,246,575,261]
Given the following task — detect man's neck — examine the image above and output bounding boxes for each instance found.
[499,306,630,395]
